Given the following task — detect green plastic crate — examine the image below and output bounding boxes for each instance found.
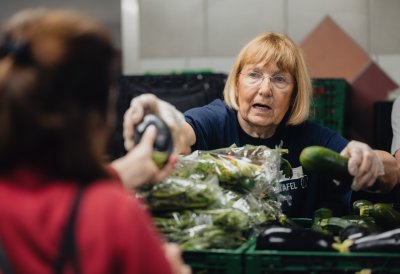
[309,79,349,136]
[183,240,252,274]
[245,239,400,273]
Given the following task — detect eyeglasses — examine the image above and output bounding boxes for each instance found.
[240,70,294,89]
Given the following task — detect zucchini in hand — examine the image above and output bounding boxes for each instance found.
[299,146,349,179]
[299,146,381,191]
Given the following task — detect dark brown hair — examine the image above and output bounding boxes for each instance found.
[0,9,117,183]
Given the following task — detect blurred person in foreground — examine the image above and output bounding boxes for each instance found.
[123,32,400,218]
[0,9,190,274]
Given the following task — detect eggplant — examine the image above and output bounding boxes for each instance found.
[256,226,335,251]
[349,228,400,252]
[339,224,372,242]
[134,114,173,168]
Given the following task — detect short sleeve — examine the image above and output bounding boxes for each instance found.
[391,97,400,155]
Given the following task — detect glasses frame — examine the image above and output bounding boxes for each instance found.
[239,70,295,89]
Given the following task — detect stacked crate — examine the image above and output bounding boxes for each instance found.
[309,78,349,136]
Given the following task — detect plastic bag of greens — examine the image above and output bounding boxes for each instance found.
[142,174,223,213]
[169,224,248,250]
[155,208,251,236]
[194,208,251,231]
[153,211,197,235]
[220,189,283,233]
[172,144,286,199]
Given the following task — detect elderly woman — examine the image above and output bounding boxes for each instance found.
[124,32,399,217]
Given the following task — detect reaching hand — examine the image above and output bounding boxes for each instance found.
[163,243,192,274]
[340,140,385,191]
[123,93,185,153]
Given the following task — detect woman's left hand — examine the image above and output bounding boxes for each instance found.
[340,140,385,191]
[111,125,177,189]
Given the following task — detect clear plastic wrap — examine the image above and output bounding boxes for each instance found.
[143,175,223,213]
[172,144,285,196]
[141,145,290,249]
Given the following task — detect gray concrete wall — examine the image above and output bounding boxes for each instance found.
[1,0,399,87]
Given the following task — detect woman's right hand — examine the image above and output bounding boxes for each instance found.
[123,93,186,153]
[340,140,385,191]
[163,243,192,274]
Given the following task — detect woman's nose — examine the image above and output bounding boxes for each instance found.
[258,76,273,96]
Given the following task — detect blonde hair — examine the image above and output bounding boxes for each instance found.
[223,32,312,125]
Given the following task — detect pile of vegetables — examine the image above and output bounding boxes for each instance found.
[139,145,290,250]
[256,199,400,253]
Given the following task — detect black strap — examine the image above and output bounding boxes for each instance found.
[54,188,84,274]
[0,240,13,274]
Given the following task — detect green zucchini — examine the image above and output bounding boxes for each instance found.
[371,203,400,230]
[299,146,349,178]
[341,215,380,233]
[317,217,354,235]
[353,200,373,215]
[299,146,382,191]
[312,208,334,235]
[313,208,333,221]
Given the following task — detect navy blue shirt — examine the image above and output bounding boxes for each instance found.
[184,99,352,217]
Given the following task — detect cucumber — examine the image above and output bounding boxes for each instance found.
[299,146,349,178]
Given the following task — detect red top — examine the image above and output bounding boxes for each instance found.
[0,167,173,274]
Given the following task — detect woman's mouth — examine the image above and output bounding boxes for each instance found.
[252,103,271,111]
